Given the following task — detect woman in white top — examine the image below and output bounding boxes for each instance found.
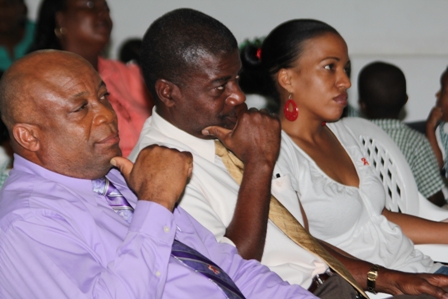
[240,19,448,277]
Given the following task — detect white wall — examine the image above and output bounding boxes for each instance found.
[25,0,448,121]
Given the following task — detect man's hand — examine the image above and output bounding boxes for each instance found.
[111,145,193,212]
[202,108,281,168]
[425,106,445,169]
[427,106,443,133]
[378,269,448,299]
[201,107,280,260]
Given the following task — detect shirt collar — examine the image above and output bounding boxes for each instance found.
[11,154,125,197]
[370,118,403,130]
[151,108,217,163]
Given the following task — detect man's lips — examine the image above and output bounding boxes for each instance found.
[97,133,119,144]
[333,92,348,106]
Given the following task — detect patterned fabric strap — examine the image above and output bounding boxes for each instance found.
[92,177,134,223]
[172,239,246,299]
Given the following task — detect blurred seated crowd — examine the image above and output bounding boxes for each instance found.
[1,1,448,299]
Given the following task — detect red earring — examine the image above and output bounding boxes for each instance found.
[284,95,299,121]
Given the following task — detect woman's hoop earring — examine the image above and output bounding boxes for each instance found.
[54,27,67,37]
[283,95,299,121]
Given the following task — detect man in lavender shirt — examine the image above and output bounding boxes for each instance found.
[0,50,316,299]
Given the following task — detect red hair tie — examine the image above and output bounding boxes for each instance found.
[256,48,262,60]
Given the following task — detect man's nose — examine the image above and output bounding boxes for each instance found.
[93,102,116,125]
[226,85,246,107]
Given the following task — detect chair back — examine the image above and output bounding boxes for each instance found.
[341,117,420,215]
[342,117,448,265]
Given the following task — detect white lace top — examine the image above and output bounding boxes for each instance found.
[277,121,439,273]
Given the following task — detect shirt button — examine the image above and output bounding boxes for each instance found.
[156,271,161,277]
[163,226,170,233]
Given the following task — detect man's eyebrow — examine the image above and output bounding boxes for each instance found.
[211,76,231,85]
[69,81,106,100]
[211,71,243,85]
[99,81,106,90]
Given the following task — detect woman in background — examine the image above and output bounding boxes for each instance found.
[29,0,153,156]
[0,0,35,72]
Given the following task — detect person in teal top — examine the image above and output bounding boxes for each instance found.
[0,0,35,71]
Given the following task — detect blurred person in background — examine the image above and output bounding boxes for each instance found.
[0,70,12,188]
[0,0,35,72]
[358,61,447,207]
[119,38,142,65]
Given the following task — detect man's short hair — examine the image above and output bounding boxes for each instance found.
[358,61,407,118]
[141,8,238,100]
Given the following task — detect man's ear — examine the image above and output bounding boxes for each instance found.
[12,124,40,152]
[277,69,293,93]
[155,79,179,108]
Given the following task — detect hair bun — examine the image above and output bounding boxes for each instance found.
[239,37,264,70]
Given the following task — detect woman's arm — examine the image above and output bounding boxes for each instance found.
[382,208,448,244]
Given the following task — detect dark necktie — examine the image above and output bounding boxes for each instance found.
[92,177,246,299]
[171,239,246,299]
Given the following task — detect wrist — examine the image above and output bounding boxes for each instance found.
[150,199,176,212]
[426,123,437,134]
[138,191,177,212]
[366,264,380,294]
[243,160,276,181]
[244,154,277,170]
[374,267,404,295]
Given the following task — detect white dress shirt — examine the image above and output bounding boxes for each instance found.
[129,108,328,288]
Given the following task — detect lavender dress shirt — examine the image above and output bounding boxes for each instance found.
[0,155,316,299]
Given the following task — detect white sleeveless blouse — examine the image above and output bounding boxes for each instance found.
[277,121,439,273]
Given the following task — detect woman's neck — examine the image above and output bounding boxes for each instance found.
[281,112,327,145]
[81,54,99,71]
[61,41,104,71]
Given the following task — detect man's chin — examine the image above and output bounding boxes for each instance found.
[114,147,123,158]
[100,146,122,162]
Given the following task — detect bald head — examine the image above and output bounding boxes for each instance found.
[0,50,91,130]
[0,50,120,179]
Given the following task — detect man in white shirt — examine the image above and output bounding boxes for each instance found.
[131,8,448,299]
